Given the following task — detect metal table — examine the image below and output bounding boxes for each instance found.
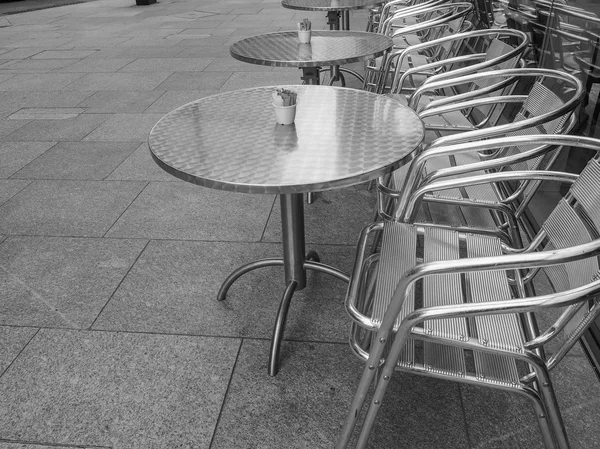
[149,85,424,376]
[230,30,392,85]
[281,0,385,31]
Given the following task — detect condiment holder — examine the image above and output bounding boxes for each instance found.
[272,88,297,125]
[297,18,311,44]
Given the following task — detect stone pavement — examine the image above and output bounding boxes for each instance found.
[0,0,599,448]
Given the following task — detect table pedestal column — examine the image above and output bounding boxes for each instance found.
[217,193,349,376]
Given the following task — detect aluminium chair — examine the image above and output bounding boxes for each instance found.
[372,68,582,250]
[363,1,473,91]
[338,134,600,449]
[377,28,529,95]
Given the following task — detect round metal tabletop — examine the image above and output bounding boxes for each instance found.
[230,30,392,68]
[149,85,424,194]
[281,0,384,11]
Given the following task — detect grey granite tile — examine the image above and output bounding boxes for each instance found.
[76,90,163,113]
[204,57,274,72]
[0,443,98,449]
[0,180,31,205]
[0,326,37,375]
[219,70,301,90]
[82,113,165,141]
[12,142,139,180]
[64,72,172,91]
[551,355,600,449]
[0,73,83,91]
[0,59,79,71]
[461,352,600,449]
[3,114,109,142]
[460,384,544,449]
[30,50,96,59]
[93,240,353,340]
[119,57,213,72]
[211,339,470,449]
[57,58,135,73]
[0,329,240,448]
[176,46,232,58]
[105,181,275,241]
[105,46,186,59]
[0,48,45,59]
[0,141,56,178]
[105,142,178,181]
[0,91,94,112]
[0,119,29,140]
[155,71,232,90]
[144,90,219,113]
[207,340,362,449]
[263,186,377,245]
[0,236,146,328]
[0,180,147,237]
[7,108,84,120]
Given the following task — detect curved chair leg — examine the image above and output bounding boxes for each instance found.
[217,258,284,301]
[269,280,298,376]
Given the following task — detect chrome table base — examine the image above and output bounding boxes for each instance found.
[217,193,349,376]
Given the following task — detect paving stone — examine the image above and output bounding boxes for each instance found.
[219,70,301,90]
[211,339,470,449]
[0,59,79,71]
[3,114,109,141]
[144,90,219,113]
[76,90,163,113]
[0,329,240,448]
[82,113,164,142]
[0,179,31,206]
[12,141,139,180]
[64,72,172,91]
[155,71,233,90]
[105,181,275,241]
[8,108,85,120]
[57,58,134,73]
[30,49,96,59]
[118,57,213,72]
[0,73,83,91]
[0,236,146,328]
[0,118,29,140]
[0,141,56,178]
[93,240,353,340]
[0,91,94,112]
[0,180,147,237]
[0,326,37,375]
[105,142,178,181]
[263,186,377,245]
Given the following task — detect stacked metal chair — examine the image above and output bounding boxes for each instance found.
[363,0,474,91]
[377,28,529,94]
[337,134,600,449]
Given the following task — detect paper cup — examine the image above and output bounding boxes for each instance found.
[273,103,297,125]
[298,30,311,44]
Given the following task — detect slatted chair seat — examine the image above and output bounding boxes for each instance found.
[369,222,524,384]
[338,135,600,449]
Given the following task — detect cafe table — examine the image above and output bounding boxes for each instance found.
[148,85,424,376]
[230,30,393,86]
[281,0,385,31]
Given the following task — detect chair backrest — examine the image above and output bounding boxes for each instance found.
[530,141,600,369]
[389,29,529,94]
[417,68,583,148]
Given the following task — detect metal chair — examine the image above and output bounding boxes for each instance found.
[363,1,473,91]
[338,134,600,449]
[379,28,529,95]
[376,69,583,247]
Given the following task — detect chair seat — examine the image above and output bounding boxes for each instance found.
[370,221,524,385]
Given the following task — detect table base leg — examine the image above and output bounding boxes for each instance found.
[218,255,349,376]
[217,258,284,301]
[301,67,321,85]
[269,279,297,376]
